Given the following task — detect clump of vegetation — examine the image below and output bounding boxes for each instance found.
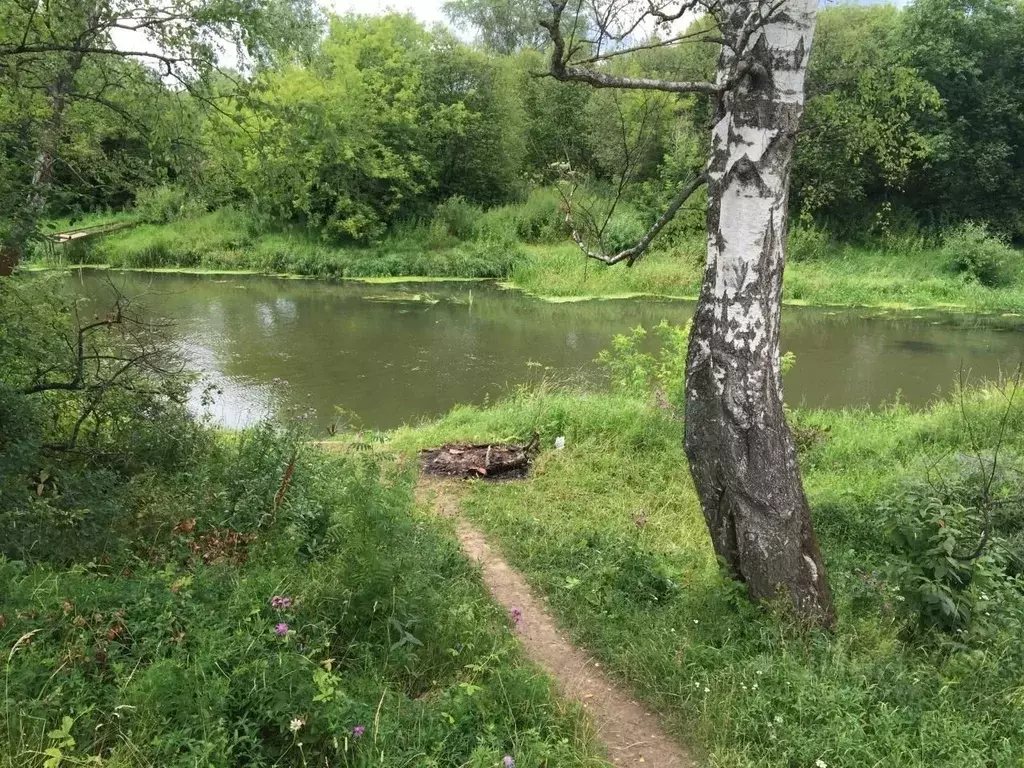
[786,222,832,262]
[431,194,484,242]
[134,184,209,224]
[597,321,690,414]
[0,275,605,767]
[942,222,1018,287]
[884,466,1024,638]
[474,188,567,244]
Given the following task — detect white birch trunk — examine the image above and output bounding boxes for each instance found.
[684,0,834,625]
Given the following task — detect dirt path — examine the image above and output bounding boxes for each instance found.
[419,478,696,768]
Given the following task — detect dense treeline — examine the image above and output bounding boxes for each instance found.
[2,0,1023,261]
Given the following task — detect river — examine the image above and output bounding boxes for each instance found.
[67,269,1024,431]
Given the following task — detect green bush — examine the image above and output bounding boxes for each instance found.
[432,195,483,241]
[477,188,566,244]
[880,453,1024,639]
[597,321,690,414]
[942,222,1016,287]
[787,223,832,262]
[134,185,208,224]
[601,209,647,254]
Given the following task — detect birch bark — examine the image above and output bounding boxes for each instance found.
[684,0,834,625]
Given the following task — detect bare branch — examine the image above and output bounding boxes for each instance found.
[576,27,727,66]
[564,171,707,266]
[0,42,191,68]
[954,362,1024,562]
[20,305,126,395]
[542,1,720,94]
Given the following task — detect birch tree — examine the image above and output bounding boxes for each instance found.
[543,0,835,626]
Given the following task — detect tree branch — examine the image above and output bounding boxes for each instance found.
[20,306,125,395]
[542,1,720,94]
[564,171,708,266]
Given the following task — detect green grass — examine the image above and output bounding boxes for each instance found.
[514,239,1024,313]
[390,385,1024,767]
[33,203,1024,313]
[40,208,528,280]
[40,210,137,235]
[509,243,705,299]
[784,243,1024,312]
[0,377,607,768]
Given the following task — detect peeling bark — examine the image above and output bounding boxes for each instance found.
[684,0,834,626]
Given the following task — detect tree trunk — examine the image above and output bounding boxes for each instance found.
[0,48,86,277]
[684,0,834,626]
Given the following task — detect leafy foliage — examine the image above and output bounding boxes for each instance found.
[389,374,1024,768]
[597,322,690,414]
[942,222,1017,287]
[883,485,1018,636]
[0,276,604,766]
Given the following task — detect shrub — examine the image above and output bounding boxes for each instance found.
[456,238,528,278]
[432,195,483,241]
[942,222,1016,287]
[787,223,832,262]
[134,185,207,224]
[880,454,1024,640]
[597,321,690,414]
[477,188,566,244]
[601,209,647,254]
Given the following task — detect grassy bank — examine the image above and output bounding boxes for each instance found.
[8,268,1024,765]
[40,210,137,235]
[389,384,1024,767]
[0,433,607,767]
[35,204,1024,312]
[0,276,607,767]
[513,236,1024,312]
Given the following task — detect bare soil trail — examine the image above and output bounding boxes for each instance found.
[417,477,697,768]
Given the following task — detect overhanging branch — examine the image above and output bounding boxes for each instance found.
[566,171,708,266]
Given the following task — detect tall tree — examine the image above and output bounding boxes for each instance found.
[444,0,549,54]
[0,0,319,274]
[791,4,942,234]
[543,0,834,626]
[902,0,1024,237]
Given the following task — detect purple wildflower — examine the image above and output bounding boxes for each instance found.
[352,724,366,739]
[274,622,289,636]
[503,756,515,768]
[510,608,523,626]
[271,595,293,610]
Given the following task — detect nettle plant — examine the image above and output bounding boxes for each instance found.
[883,481,1017,637]
[597,321,690,415]
[882,375,1024,641]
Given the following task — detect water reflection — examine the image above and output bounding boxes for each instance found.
[68,270,1024,430]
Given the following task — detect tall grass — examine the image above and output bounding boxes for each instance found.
[40,209,136,235]
[0,273,608,768]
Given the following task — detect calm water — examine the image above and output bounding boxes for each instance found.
[68,270,1024,431]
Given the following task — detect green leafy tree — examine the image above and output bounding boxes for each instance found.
[512,49,592,180]
[902,0,1024,237]
[443,0,549,54]
[423,36,527,206]
[792,5,942,235]
[0,0,320,273]
[244,16,432,240]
